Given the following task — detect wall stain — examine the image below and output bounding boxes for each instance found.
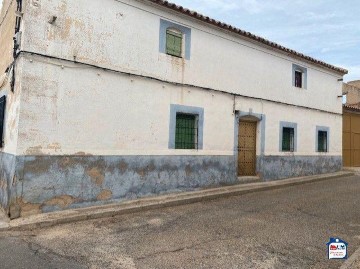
[185,164,192,177]
[45,195,75,209]
[119,161,128,174]
[47,143,61,151]
[17,198,42,217]
[97,190,112,201]
[75,152,93,156]
[86,167,105,186]
[25,145,43,155]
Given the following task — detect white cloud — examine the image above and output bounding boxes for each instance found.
[343,65,360,82]
[173,0,360,80]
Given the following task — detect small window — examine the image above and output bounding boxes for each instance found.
[175,113,198,149]
[295,71,302,88]
[292,64,307,89]
[166,29,182,58]
[0,96,6,148]
[282,127,295,152]
[318,131,328,152]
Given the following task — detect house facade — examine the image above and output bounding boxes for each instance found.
[0,0,347,218]
[343,81,360,108]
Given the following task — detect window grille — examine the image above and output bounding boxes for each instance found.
[175,113,198,149]
[282,127,294,152]
[166,29,182,57]
[318,131,328,152]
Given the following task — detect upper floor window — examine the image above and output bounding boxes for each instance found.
[295,70,302,88]
[166,29,183,58]
[159,19,192,60]
[292,64,307,89]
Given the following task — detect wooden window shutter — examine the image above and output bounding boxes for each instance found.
[166,29,182,57]
[0,96,6,148]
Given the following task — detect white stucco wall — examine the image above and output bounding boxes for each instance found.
[11,0,344,157]
[20,0,343,113]
[16,54,342,157]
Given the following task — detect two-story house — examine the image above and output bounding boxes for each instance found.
[0,0,347,218]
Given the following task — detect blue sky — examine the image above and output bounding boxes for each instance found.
[1,0,359,81]
[172,0,360,81]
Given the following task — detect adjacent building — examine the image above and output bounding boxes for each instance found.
[343,81,360,108]
[342,81,360,167]
[0,0,347,218]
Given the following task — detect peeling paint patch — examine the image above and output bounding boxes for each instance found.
[119,161,128,174]
[18,198,42,217]
[97,190,112,201]
[86,167,105,186]
[45,195,76,209]
[47,143,61,151]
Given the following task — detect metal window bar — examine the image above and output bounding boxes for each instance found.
[318,131,328,152]
[175,113,198,149]
[282,127,294,152]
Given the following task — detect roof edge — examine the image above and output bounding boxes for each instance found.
[148,0,348,75]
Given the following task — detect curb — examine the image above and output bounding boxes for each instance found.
[0,171,354,232]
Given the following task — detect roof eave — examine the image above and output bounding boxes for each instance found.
[148,0,348,75]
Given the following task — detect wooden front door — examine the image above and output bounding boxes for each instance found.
[238,121,257,176]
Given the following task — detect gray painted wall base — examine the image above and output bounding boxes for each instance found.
[0,152,342,218]
[6,154,237,218]
[257,155,342,180]
[0,152,16,212]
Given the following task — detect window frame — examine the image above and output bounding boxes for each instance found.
[279,121,297,152]
[316,126,330,153]
[282,127,295,152]
[292,64,307,89]
[169,104,204,150]
[159,19,192,60]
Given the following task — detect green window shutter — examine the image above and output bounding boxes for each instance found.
[175,114,197,149]
[318,131,327,152]
[173,35,182,57]
[166,32,174,55]
[282,128,294,152]
[166,30,182,57]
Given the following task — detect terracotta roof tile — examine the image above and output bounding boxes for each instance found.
[148,0,348,75]
[343,104,360,111]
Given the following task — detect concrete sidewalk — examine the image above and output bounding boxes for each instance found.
[0,171,353,232]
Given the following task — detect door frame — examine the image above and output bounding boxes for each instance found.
[237,119,258,176]
[234,111,265,178]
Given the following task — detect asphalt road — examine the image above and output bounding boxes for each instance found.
[0,175,360,269]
